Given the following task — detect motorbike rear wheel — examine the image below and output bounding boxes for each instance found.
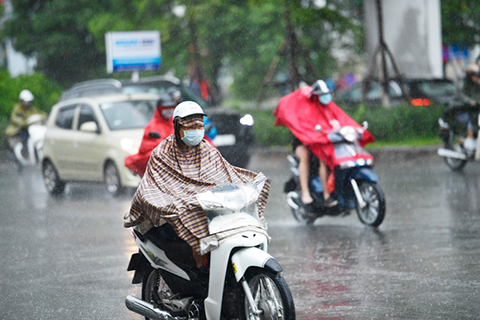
[142,269,181,320]
[288,192,316,226]
[243,268,296,320]
[443,141,467,171]
[355,181,386,227]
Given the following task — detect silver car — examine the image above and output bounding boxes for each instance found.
[42,93,158,196]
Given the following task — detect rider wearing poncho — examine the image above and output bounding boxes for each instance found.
[274,84,375,170]
[124,101,270,263]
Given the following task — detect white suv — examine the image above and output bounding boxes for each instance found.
[42,93,158,196]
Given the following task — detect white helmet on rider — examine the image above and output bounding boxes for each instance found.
[173,101,206,121]
[311,80,332,105]
[173,101,207,146]
[311,79,331,96]
[466,63,480,76]
[19,89,34,103]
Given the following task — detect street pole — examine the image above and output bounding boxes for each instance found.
[376,0,390,107]
[284,0,299,93]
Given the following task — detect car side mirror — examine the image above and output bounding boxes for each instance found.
[79,121,99,133]
[149,131,161,139]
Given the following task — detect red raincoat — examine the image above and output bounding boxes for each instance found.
[125,109,174,177]
[274,86,375,170]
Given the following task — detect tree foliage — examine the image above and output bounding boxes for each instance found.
[1,0,363,99]
[441,0,480,46]
[0,70,63,121]
[2,1,113,87]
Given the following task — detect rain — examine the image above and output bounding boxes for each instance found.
[1,0,480,319]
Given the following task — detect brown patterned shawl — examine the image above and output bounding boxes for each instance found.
[124,135,270,254]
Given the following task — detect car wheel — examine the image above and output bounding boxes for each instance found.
[104,161,124,196]
[42,160,65,195]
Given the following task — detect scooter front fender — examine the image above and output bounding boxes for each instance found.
[335,166,379,208]
[230,247,282,282]
[204,232,269,320]
[350,167,379,182]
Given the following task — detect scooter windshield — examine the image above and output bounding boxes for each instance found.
[196,177,266,234]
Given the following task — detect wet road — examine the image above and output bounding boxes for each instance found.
[1,148,479,319]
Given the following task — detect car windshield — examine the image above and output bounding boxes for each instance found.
[337,81,402,101]
[410,80,458,97]
[100,99,156,130]
[122,82,209,108]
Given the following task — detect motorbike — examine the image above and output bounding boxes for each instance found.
[285,123,386,227]
[437,103,479,171]
[9,114,47,168]
[125,177,295,320]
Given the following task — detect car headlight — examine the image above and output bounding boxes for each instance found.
[121,138,139,155]
[240,114,254,126]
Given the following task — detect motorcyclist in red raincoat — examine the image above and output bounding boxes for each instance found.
[125,95,176,177]
[294,80,338,208]
[274,79,374,211]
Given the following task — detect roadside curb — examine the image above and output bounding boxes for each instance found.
[253,145,441,160]
[0,145,441,166]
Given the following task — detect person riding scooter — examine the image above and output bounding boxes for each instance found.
[291,80,339,210]
[124,101,270,270]
[274,79,375,210]
[4,90,47,167]
[125,92,217,178]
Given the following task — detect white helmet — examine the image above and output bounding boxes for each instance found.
[173,101,206,121]
[311,79,331,96]
[466,63,480,74]
[19,89,34,102]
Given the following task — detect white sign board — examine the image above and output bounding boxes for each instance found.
[105,31,161,73]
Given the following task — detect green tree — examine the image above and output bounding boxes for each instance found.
[441,0,480,46]
[1,0,113,87]
[2,0,363,100]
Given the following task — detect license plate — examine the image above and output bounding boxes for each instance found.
[213,134,236,146]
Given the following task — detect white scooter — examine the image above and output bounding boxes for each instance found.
[11,114,47,167]
[125,177,295,320]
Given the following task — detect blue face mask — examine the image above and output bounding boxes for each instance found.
[181,129,205,146]
[319,93,332,105]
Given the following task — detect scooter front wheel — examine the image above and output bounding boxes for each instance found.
[243,268,296,320]
[355,181,386,227]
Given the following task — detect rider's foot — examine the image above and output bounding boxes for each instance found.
[302,193,313,205]
[323,196,338,208]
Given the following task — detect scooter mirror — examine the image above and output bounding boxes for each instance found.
[362,121,369,130]
[149,131,161,139]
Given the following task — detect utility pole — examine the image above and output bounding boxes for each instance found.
[376,0,390,106]
[364,0,410,107]
[284,1,300,93]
